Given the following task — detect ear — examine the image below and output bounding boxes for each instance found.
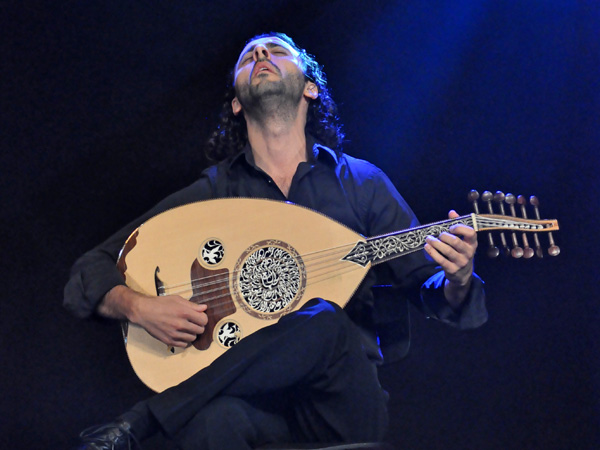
[232,97,242,115]
[303,82,319,100]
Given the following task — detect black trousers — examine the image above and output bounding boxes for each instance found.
[143,299,389,449]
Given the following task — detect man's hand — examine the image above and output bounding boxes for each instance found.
[98,285,209,348]
[424,210,478,308]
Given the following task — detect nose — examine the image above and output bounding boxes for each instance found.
[253,44,271,61]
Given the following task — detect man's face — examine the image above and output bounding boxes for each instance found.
[232,36,313,117]
[233,36,305,88]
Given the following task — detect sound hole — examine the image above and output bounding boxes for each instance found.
[234,241,305,319]
[216,321,241,348]
[201,239,224,266]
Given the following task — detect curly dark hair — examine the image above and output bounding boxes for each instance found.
[206,32,344,162]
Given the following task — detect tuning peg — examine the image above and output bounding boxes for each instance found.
[530,196,560,256]
[478,190,500,258]
[527,197,544,258]
[493,191,511,257]
[468,190,480,212]
[505,193,524,258]
[516,195,535,258]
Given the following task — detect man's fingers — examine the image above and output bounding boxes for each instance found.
[138,296,210,346]
[177,320,205,335]
[425,234,472,276]
[439,232,476,259]
[425,236,458,267]
[449,223,477,241]
[183,309,209,327]
[447,209,478,243]
[428,234,464,260]
[170,296,209,327]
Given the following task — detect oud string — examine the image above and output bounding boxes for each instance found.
[159,240,354,295]
[153,214,471,298]
[159,255,369,312]
[143,213,551,307]
[157,240,363,306]
[153,215,476,303]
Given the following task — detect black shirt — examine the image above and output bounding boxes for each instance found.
[64,137,487,363]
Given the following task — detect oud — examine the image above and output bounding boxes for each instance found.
[117,194,559,392]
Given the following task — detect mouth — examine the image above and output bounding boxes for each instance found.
[252,61,278,78]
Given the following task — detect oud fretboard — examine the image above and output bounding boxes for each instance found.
[341,213,551,267]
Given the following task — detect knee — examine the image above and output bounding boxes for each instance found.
[302,297,344,316]
[200,396,251,428]
[296,298,356,341]
[177,397,256,448]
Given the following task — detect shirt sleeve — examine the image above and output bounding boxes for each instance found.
[420,271,487,329]
[63,175,214,319]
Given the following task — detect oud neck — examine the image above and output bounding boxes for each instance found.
[341,213,558,267]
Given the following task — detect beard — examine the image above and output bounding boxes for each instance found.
[235,70,306,125]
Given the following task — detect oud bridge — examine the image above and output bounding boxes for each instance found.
[469,190,560,259]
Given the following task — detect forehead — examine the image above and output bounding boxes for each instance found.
[237,37,300,61]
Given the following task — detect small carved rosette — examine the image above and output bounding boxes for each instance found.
[233,240,306,320]
[216,320,241,348]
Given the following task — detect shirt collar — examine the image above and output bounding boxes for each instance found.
[228,135,339,170]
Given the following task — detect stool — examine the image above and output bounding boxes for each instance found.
[257,443,395,449]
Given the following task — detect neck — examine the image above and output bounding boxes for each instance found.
[245,100,309,175]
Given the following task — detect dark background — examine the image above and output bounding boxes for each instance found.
[2,1,599,448]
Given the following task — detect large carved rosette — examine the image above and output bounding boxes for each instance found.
[233,240,306,320]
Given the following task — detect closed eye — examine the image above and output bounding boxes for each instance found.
[270,46,290,56]
[237,42,294,67]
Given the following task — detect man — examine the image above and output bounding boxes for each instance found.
[66,33,487,449]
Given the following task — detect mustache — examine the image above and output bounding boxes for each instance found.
[252,58,281,77]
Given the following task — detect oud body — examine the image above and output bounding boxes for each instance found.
[120,198,369,392]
